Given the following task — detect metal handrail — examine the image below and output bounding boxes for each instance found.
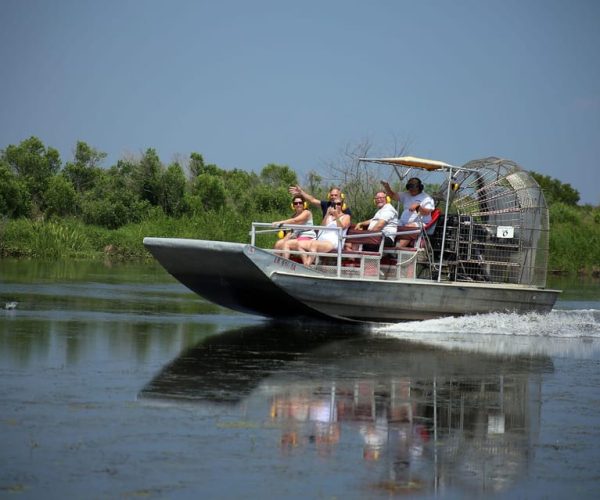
[251,222,349,277]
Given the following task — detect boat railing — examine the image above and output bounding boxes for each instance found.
[250,222,425,279]
[251,222,350,275]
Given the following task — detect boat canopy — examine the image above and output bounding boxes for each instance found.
[361,155,551,288]
[359,156,454,171]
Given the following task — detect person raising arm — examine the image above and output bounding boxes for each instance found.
[381,177,435,248]
[289,185,352,218]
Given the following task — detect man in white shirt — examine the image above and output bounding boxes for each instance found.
[354,191,398,249]
[381,177,435,247]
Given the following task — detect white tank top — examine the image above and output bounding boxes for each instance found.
[293,212,316,239]
[317,216,347,247]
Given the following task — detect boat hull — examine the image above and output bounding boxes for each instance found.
[143,237,332,321]
[144,237,560,323]
[271,273,560,322]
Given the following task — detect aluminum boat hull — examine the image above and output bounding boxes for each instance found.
[143,237,560,323]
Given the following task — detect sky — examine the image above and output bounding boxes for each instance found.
[1,0,599,204]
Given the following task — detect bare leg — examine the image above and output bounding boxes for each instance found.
[396,224,420,248]
[304,240,334,266]
[283,238,304,260]
[298,239,314,266]
[274,238,287,255]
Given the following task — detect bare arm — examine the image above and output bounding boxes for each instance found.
[288,185,320,206]
[273,209,312,226]
[327,205,351,229]
[354,218,372,230]
[368,219,387,231]
[380,181,400,201]
[336,213,351,229]
[407,203,432,216]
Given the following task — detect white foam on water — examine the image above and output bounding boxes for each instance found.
[377,309,600,338]
[373,309,600,358]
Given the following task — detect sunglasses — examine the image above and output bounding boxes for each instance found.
[332,202,342,206]
[292,201,304,205]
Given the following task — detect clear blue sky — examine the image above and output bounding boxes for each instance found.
[1,0,599,204]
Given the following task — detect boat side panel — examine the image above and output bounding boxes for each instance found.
[271,273,560,322]
[143,238,331,320]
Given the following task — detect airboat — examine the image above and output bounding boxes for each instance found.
[144,156,561,323]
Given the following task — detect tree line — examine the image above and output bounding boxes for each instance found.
[1,136,598,274]
[1,136,588,227]
[0,136,307,229]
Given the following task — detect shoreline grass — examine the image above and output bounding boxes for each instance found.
[1,209,598,277]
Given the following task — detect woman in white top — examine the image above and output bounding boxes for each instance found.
[299,200,351,266]
[273,196,316,260]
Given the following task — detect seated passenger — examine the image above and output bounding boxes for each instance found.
[352,191,398,251]
[299,199,350,266]
[272,196,316,259]
[381,177,435,248]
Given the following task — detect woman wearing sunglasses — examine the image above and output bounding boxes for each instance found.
[299,200,351,266]
[272,196,316,259]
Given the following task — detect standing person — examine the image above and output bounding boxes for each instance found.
[288,185,352,218]
[381,177,435,247]
[353,191,398,250]
[272,196,316,260]
[298,199,350,266]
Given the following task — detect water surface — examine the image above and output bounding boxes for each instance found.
[1,259,599,498]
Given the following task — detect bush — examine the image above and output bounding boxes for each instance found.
[550,203,580,225]
[45,175,78,217]
[81,189,153,229]
[190,174,226,211]
[0,163,31,218]
[254,186,289,213]
[159,163,187,216]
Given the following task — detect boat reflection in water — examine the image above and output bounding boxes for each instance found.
[139,323,553,496]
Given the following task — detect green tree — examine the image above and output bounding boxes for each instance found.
[133,148,162,205]
[0,162,31,217]
[189,152,221,177]
[221,168,260,212]
[189,152,205,177]
[63,141,106,193]
[531,172,580,206]
[259,164,297,188]
[159,162,187,216]
[45,175,78,217]
[81,169,150,229]
[2,136,61,212]
[190,173,226,211]
[254,185,289,213]
[305,170,323,196]
[73,140,107,168]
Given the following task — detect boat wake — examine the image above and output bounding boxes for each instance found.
[374,309,600,358]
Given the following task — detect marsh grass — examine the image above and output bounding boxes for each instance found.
[0,208,282,260]
[547,204,600,274]
[0,218,91,258]
[1,205,598,275]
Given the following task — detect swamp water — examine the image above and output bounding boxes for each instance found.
[1,259,599,499]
